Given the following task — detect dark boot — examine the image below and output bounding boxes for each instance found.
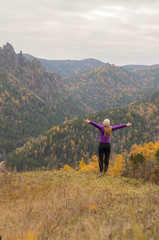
[104,166,108,173]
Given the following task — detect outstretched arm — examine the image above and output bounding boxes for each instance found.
[112,122,132,131]
[84,119,102,130]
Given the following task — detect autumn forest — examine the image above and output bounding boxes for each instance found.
[0,43,159,182]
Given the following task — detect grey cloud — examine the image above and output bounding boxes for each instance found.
[0,0,159,65]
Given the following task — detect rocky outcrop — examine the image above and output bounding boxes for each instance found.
[0,43,69,106]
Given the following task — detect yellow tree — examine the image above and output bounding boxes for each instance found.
[108,154,125,177]
[60,164,74,171]
[78,155,99,172]
[78,157,87,170]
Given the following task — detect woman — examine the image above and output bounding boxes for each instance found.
[85,118,132,173]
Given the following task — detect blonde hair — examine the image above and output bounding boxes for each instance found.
[103,119,110,127]
[104,126,112,137]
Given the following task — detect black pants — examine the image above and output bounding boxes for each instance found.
[98,142,111,172]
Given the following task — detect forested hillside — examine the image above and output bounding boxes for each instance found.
[23,54,106,77]
[0,43,88,159]
[130,66,159,91]
[23,51,159,113]
[0,68,87,158]
[0,69,53,153]
[63,64,159,112]
[0,43,88,113]
[129,91,159,141]
[6,92,159,171]
[0,43,68,105]
[63,64,143,111]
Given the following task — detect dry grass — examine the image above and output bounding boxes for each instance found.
[0,171,159,240]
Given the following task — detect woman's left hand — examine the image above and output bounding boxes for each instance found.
[85,119,90,123]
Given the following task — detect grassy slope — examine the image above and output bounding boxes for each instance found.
[0,171,159,240]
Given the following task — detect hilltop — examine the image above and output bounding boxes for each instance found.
[0,170,159,239]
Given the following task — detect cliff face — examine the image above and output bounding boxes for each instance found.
[0,43,69,105]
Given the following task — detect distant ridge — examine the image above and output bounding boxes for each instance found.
[122,64,159,71]
[23,54,106,78]
[23,50,159,112]
[24,54,159,75]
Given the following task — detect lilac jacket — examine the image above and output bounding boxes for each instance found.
[89,121,127,143]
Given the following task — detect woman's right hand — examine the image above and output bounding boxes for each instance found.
[126,122,132,127]
[85,119,90,123]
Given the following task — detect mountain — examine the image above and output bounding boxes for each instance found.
[23,53,159,112]
[23,54,106,78]
[63,64,143,111]
[63,63,159,112]
[0,43,88,159]
[0,43,69,106]
[6,91,159,171]
[0,43,87,112]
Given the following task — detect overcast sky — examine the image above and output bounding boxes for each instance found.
[0,0,159,65]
